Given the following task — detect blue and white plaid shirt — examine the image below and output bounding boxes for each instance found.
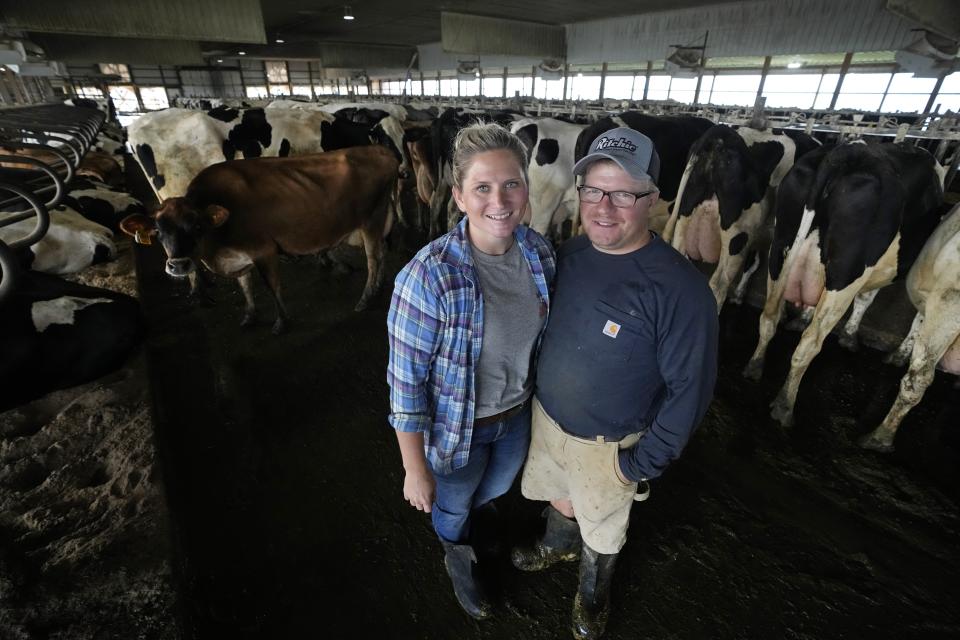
[387,217,556,474]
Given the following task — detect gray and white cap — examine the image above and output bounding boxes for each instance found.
[573,126,660,184]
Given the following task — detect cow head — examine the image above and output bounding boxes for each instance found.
[120,198,230,278]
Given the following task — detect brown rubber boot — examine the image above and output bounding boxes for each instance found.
[571,543,618,640]
[511,505,581,571]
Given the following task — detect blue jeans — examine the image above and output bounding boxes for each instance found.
[432,403,532,543]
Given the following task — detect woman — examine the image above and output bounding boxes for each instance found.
[387,123,556,619]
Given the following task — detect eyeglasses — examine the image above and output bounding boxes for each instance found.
[577,185,657,208]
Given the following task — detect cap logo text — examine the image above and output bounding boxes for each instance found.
[595,136,637,153]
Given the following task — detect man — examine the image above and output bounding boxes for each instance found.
[511,127,718,640]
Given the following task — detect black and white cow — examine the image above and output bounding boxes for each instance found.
[860,202,960,452]
[1,206,115,274]
[64,179,145,233]
[575,112,715,235]
[128,106,408,202]
[664,125,819,309]
[740,142,944,427]
[0,271,144,411]
[511,117,586,239]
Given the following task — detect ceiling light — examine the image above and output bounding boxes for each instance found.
[217,58,223,63]
[275,38,285,44]
[787,61,802,69]
[238,51,246,55]
[343,5,354,20]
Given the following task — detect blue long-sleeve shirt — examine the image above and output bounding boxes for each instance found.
[387,218,556,474]
[535,233,718,482]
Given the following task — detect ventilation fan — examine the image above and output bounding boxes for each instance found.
[456,60,480,81]
[896,30,958,78]
[665,46,703,78]
[537,58,564,81]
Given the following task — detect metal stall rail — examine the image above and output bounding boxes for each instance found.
[0,103,106,303]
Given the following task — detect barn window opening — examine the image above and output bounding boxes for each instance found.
[99,63,131,82]
[139,87,169,110]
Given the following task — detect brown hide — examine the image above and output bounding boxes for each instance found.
[77,151,123,187]
[181,145,398,265]
[406,138,436,205]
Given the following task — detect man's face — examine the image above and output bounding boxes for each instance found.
[580,162,659,255]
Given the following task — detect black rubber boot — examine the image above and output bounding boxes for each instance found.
[571,544,618,640]
[511,505,581,571]
[469,501,502,559]
[441,541,492,620]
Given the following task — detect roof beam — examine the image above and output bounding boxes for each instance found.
[33,35,204,65]
[218,42,415,69]
[441,12,564,59]
[886,0,960,41]
[2,0,265,43]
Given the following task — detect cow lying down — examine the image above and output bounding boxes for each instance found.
[120,145,399,334]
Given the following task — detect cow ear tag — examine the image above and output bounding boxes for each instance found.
[134,229,152,246]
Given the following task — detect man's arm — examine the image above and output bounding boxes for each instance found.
[619,288,719,482]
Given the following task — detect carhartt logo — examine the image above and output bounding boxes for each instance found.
[602,320,621,338]
[595,136,638,153]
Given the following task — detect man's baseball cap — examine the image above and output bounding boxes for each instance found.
[573,127,660,184]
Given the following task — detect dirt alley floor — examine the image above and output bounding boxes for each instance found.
[126,208,960,640]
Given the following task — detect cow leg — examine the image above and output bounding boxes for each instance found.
[860,308,960,452]
[355,228,385,312]
[429,181,451,238]
[744,274,790,381]
[669,213,691,255]
[770,285,863,427]
[237,271,257,327]
[708,245,747,311]
[885,312,923,367]
[254,256,288,334]
[446,194,462,232]
[188,268,215,304]
[838,289,879,351]
[729,251,760,306]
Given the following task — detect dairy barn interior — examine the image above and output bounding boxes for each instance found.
[1,0,960,638]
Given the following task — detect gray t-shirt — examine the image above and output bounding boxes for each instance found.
[471,240,545,418]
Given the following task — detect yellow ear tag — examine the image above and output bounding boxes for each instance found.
[135,230,152,246]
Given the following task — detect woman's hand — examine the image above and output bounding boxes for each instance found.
[395,430,435,512]
[403,466,436,512]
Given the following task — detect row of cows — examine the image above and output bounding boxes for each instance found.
[1,102,146,410]
[3,97,956,454]
[123,97,958,452]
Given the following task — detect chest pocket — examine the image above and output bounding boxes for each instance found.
[583,301,644,363]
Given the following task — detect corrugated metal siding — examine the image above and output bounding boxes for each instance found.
[286,61,312,86]
[2,0,265,43]
[35,35,203,65]
[418,42,543,73]
[441,12,565,58]
[566,0,918,63]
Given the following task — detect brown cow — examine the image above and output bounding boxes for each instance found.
[77,150,123,187]
[120,145,399,333]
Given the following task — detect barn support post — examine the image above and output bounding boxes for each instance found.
[829,52,853,110]
[562,63,569,101]
[643,61,652,101]
[307,62,315,99]
[923,73,947,114]
[502,67,507,99]
[755,55,771,101]
[599,61,607,101]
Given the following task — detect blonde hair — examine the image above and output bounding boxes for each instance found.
[451,122,529,191]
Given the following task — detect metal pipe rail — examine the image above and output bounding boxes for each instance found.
[0,102,109,305]
[0,182,50,305]
[0,145,71,212]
